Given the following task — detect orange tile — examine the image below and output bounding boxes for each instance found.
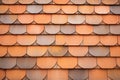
[87,0,101,4]
[117,58,120,67]
[83,36,99,45]
[0,70,5,80]
[9,5,26,14]
[34,14,51,24]
[8,46,26,57]
[48,70,68,80]
[108,70,120,80]
[95,6,110,14]
[56,35,65,45]
[52,15,68,24]
[0,46,7,57]
[53,0,69,4]
[78,58,96,68]
[103,15,119,24]
[78,6,94,14]
[0,5,8,13]
[43,5,60,13]
[0,25,9,34]
[61,5,77,14]
[118,36,120,45]
[37,58,57,68]
[6,70,26,80]
[17,35,36,45]
[2,0,17,4]
[58,58,77,68]
[27,25,44,34]
[100,36,117,45]
[18,15,33,24]
[0,35,16,45]
[19,0,34,4]
[27,46,47,56]
[110,47,120,56]
[69,47,88,56]
[102,0,118,4]
[97,58,116,68]
[76,25,93,34]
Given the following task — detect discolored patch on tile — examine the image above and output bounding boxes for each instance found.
[110,25,120,34]
[61,25,75,34]
[110,47,120,56]
[0,70,5,80]
[108,70,120,80]
[71,0,86,4]
[0,25,9,34]
[27,5,42,13]
[19,0,34,4]
[95,6,110,14]
[87,0,101,4]
[0,5,8,13]
[0,46,7,57]
[102,0,118,5]
[111,6,120,14]
[2,0,17,4]
[78,6,94,14]
[35,0,52,4]
[53,0,69,4]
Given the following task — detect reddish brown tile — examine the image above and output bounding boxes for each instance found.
[87,0,101,4]
[0,46,7,57]
[78,6,94,14]
[108,70,120,80]
[0,5,8,13]
[53,0,69,4]
[110,47,120,56]
[2,0,17,4]
[19,0,34,4]
[61,25,75,34]
[0,70,5,80]
[102,0,118,4]
[95,6,110,14]
[27,5,42,13]
[35,0,52,4]
[71,0,86,4]
[0,25,9,34]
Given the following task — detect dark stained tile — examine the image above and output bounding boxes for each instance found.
[27,5,42,13]
[71,0,86,4]
[61,25,75,34]
[108,70,120,80]
[110,25,120,34]
[0,46,7,57]
[102,0,118,5]
[78,6,94,14]
[95,6,110,14]
[35,0,52,4]
[53,0,69,4]
[110,47,120,56]
[19,0,34,4]
[87,0,101,4]
[0,25,9,34]
[0,5,8,13]
[111,6,120,14]
[0,70,5,80]
[2,0,17,4]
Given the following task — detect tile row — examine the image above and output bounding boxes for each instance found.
[0,5,120,14]
[0,35,120,46]
[0,69,120,80]
[0,15,120,24]
[0,25,120,35]
[0,46,120,57]
[0,57,120,69]
[1,0,120,5]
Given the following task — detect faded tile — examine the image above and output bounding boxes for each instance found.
[2,0,17,4]
[102,0,118,4]
[111,6,120,14]
[19,0,34,4]
[110,47,120,56]
[53,0,69,4]
[71,0,86,4]
[95,6,110,14]
[110,25,120,34]
[108,70,120,80]
[87,0,101,4]
[0,70,5,80]
[61,25,75,34]
[27,5,42,13]
[0,5,8,13]
[35,0,52,4]
[78,6,94,14]
[0,25,9,34]
[0,46,7,57]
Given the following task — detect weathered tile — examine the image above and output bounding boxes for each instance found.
[37,35,55,45]
[48,70,68,80]
[37,58,57,68]
[27,5,42,13]
[2,0,17,4]
[6,70,26,80]
[97,58,116,68]
[0,70,5,80]
[89,70,107,80]
[53,0,69,4]
[87,0,101,4]
[110,47,120,56]
[35,0,52,4]
[0,5,8,13]
[102,0,118,5]
[27,46,47,56]
[110,25,120,34]
[111,6,120,14]
[17,58,36,69]
[0,46,7,57]
[48,46,67,56]
[78,6,94,14]
[117,58,120,67]
[8,46,26,57]
[58,58,77,68]
[95,6,110,14]
[61,25,75,34]
[10,25,26,34]
[69,47,88,56]
[0,25,9,34]
[27,70,47,80]
[89,47,109,56]
[71,0,86,4]
[68,15,85,24]
[0,58,16,69]
[78,58,97,68]
[69,70,88,80]
[108,70,120,80]
[19,0,34,4]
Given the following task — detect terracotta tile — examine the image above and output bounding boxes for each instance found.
[56,35,65,45]
[71,0,86,4]
[97,58,116,68]
[0,70,5,80]
[0,35,16,45]
[18,15,33,24]
[102,0,118,4]
[53,0,69,4]
[0,15,17,24]
[19,0,34,4]
[27,25,44,34]
[17,58,36,69]
[111,6,120,14]
[45,25,60,34]
[69,70,88,80]
[37,58,57,68]
[87,0,101,4]
[118,36,120,45]
[34,14,51,24]
[110,25,120,34]
[76,25,93,34]
[52,15,67,24]
[61,5,77,14]
[86,15,102,24]
[83,36,99,45]
[0,58,16,69]
[68,15,85,24]
[58,58,77,68]
[2,0,17,4]
[110,47,120,56]
[0,46,7,57]
[89,70,107,80]
[6,70,26,80]
[94,25,109,34]
[0,5,8,13]
[117,58,120,67]
[10,25,26,34]
[8,46,26,57]
[9,5,26,14]
[48,46,67,56]
[103,15,118,24]
[37,35,55,45]
[0,25,9,34]
[78,58,96,68]
[78,6,94,14]
[27,5,42,13]
[61,25,75,34]
[35,0,52,4]
[108,70,120,80]
[69,47,88,56]
[95,6,110,14]
[48,70,68,80]
[43,5,60,13]
[27,70,47,80]
[27,46,47,56]
[100,36,117,45]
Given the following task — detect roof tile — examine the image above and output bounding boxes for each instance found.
[53,0,69,4]
[95,6,110,14]
[0,46,7,57]
[0,5,8,13]
[19,0,34,4]
[110,25,120,34]
[61,25,75,34]
[2,0,17,4]
[71,0,86,4]
[117,58,120,67]
[27,5,42,13]
[110,47,120,56]
[78,6,94,14]
[78,58,97,68]
[56,35,65,45]
[111,6,120,14]
[102,0,118,5]
[108,70,120,80]
[35,0,52,4]
[87,0,101,4]
[0,25,9,34]
[37,58,57,68]
[118,36,120,45]
[0,70,5,80]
